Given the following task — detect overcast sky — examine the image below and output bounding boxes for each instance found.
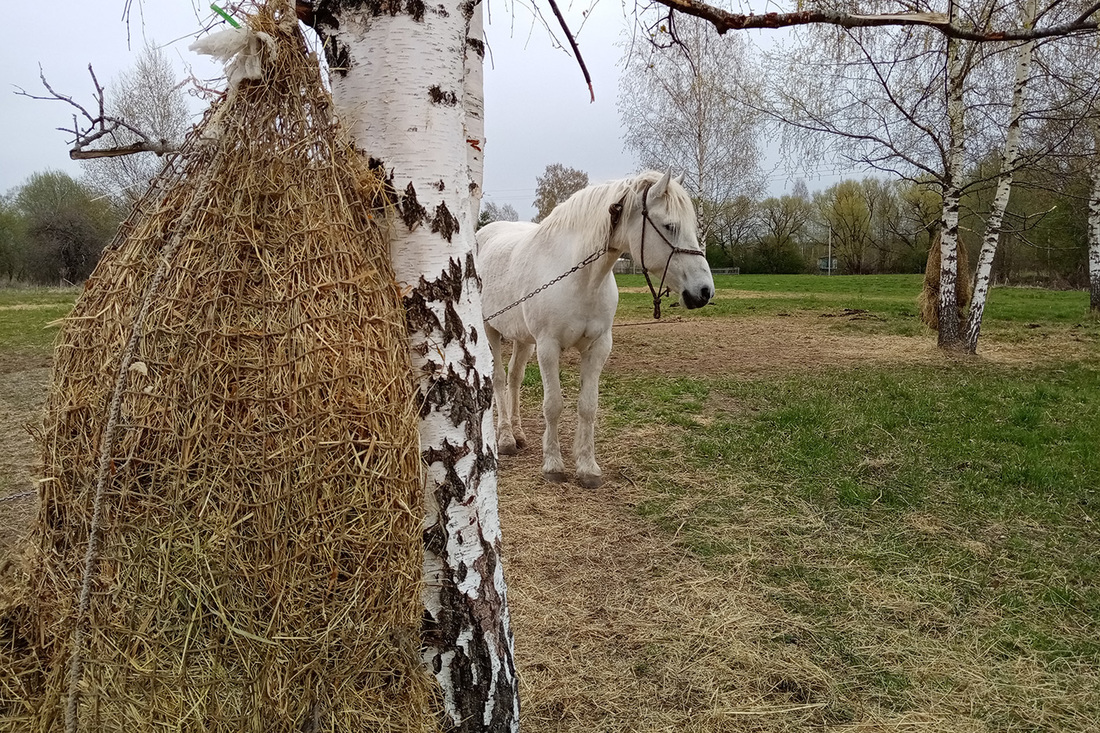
[0,1,845,220]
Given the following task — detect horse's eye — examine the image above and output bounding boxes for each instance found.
[664,223,677,234]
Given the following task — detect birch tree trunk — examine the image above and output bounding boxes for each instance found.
[964,1,1037,353]
[1089,128,1100,313]
[938,29,967,350]
[310,2,519,730]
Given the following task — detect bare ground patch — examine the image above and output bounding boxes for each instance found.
[0,365,47,571]
[606,314,1096,378]
[498,421,844,731]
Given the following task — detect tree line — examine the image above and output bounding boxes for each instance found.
[0,171,121,285]
[707,162,1091,284]
[481,157,1092,284]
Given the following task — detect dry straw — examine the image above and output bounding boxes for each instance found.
[1,3,440,731]
[918,233,973,332]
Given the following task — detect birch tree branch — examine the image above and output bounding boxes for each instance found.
[15,64,178,160]
[649,0,1100,42]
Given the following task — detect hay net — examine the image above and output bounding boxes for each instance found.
[5,3,439,731]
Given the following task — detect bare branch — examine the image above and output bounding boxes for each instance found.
[546,0,595,101]
[650,0,1100,42]
[15,63,179,161]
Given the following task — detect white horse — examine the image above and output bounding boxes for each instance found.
[476,170,714,488]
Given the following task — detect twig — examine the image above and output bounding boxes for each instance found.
[546,0,595,102]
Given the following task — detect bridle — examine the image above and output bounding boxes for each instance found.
[635,183,708,319]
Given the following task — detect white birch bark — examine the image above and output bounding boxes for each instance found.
[964,1,1036,353]
[938,29,966,350]
[311,1,519,730]
[1089,130,1100,313]
[465,7,485,223]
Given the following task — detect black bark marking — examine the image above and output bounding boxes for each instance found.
[342,0,426,20]
[467,37,485,57]
[404,289,444,340]
[433,179,446,191]
[431,203,460,243]
[428,85,459,106]
[421,465,516,731]
[419,368,493,445]
[404,259,470,349]
[399,181,428,231]
[460,348,476,372]
[465,251,482,291]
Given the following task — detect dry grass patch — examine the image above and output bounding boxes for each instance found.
[606,315,1096,379]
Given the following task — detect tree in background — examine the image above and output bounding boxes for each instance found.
[79,44,191,208]
[756,193,811,273]
[14,171,118,284]
[478,200,519,230]
[619,13,763,240]
[704,195,759,267]
[814,180,874,274]
[532,163,588,222]
[0,197,27,282]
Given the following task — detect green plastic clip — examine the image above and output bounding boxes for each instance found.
[210,3,241,28]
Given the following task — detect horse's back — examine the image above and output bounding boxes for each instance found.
[476,221,541,316]
[477,220,538,258]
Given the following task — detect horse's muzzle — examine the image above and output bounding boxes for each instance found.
[682,285,712,310]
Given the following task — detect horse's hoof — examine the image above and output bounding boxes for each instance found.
[497,440,520,456]
[514,435,527,449]
[543,471,568,484]
[577,473,604,489]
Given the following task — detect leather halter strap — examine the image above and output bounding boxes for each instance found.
[637,182,707,319]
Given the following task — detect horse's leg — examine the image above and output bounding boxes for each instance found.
[536,340,567,483]
[575,331,612,489]
[486,325,519,456]
[508,341,535,449]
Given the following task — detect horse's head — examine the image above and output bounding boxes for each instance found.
[619,170,714,310]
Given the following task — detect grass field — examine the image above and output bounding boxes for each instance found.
[2,276,1099,731]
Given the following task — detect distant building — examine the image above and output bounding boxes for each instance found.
[818,256,838,274]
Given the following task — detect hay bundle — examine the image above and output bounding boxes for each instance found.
[918,232,973,331]
[4,4,439,731]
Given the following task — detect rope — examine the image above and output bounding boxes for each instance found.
[64,162,218,733]
[0,490,36,503]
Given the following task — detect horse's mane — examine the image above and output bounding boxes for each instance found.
[536,170,693,258]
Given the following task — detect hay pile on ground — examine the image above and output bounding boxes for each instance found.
[918,233,973,331]
[1,4,438,731]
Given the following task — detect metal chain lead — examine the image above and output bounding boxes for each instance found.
[483,247,608,322]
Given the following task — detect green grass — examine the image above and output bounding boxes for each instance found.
[580,276,1100,725]
[595,356,1100,726]
[0,286,82,308]
[0,287,79,356]
[614,273,1098,340]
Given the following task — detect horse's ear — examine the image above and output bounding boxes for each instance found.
[648,170,672,204]
[675,173,685,187]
